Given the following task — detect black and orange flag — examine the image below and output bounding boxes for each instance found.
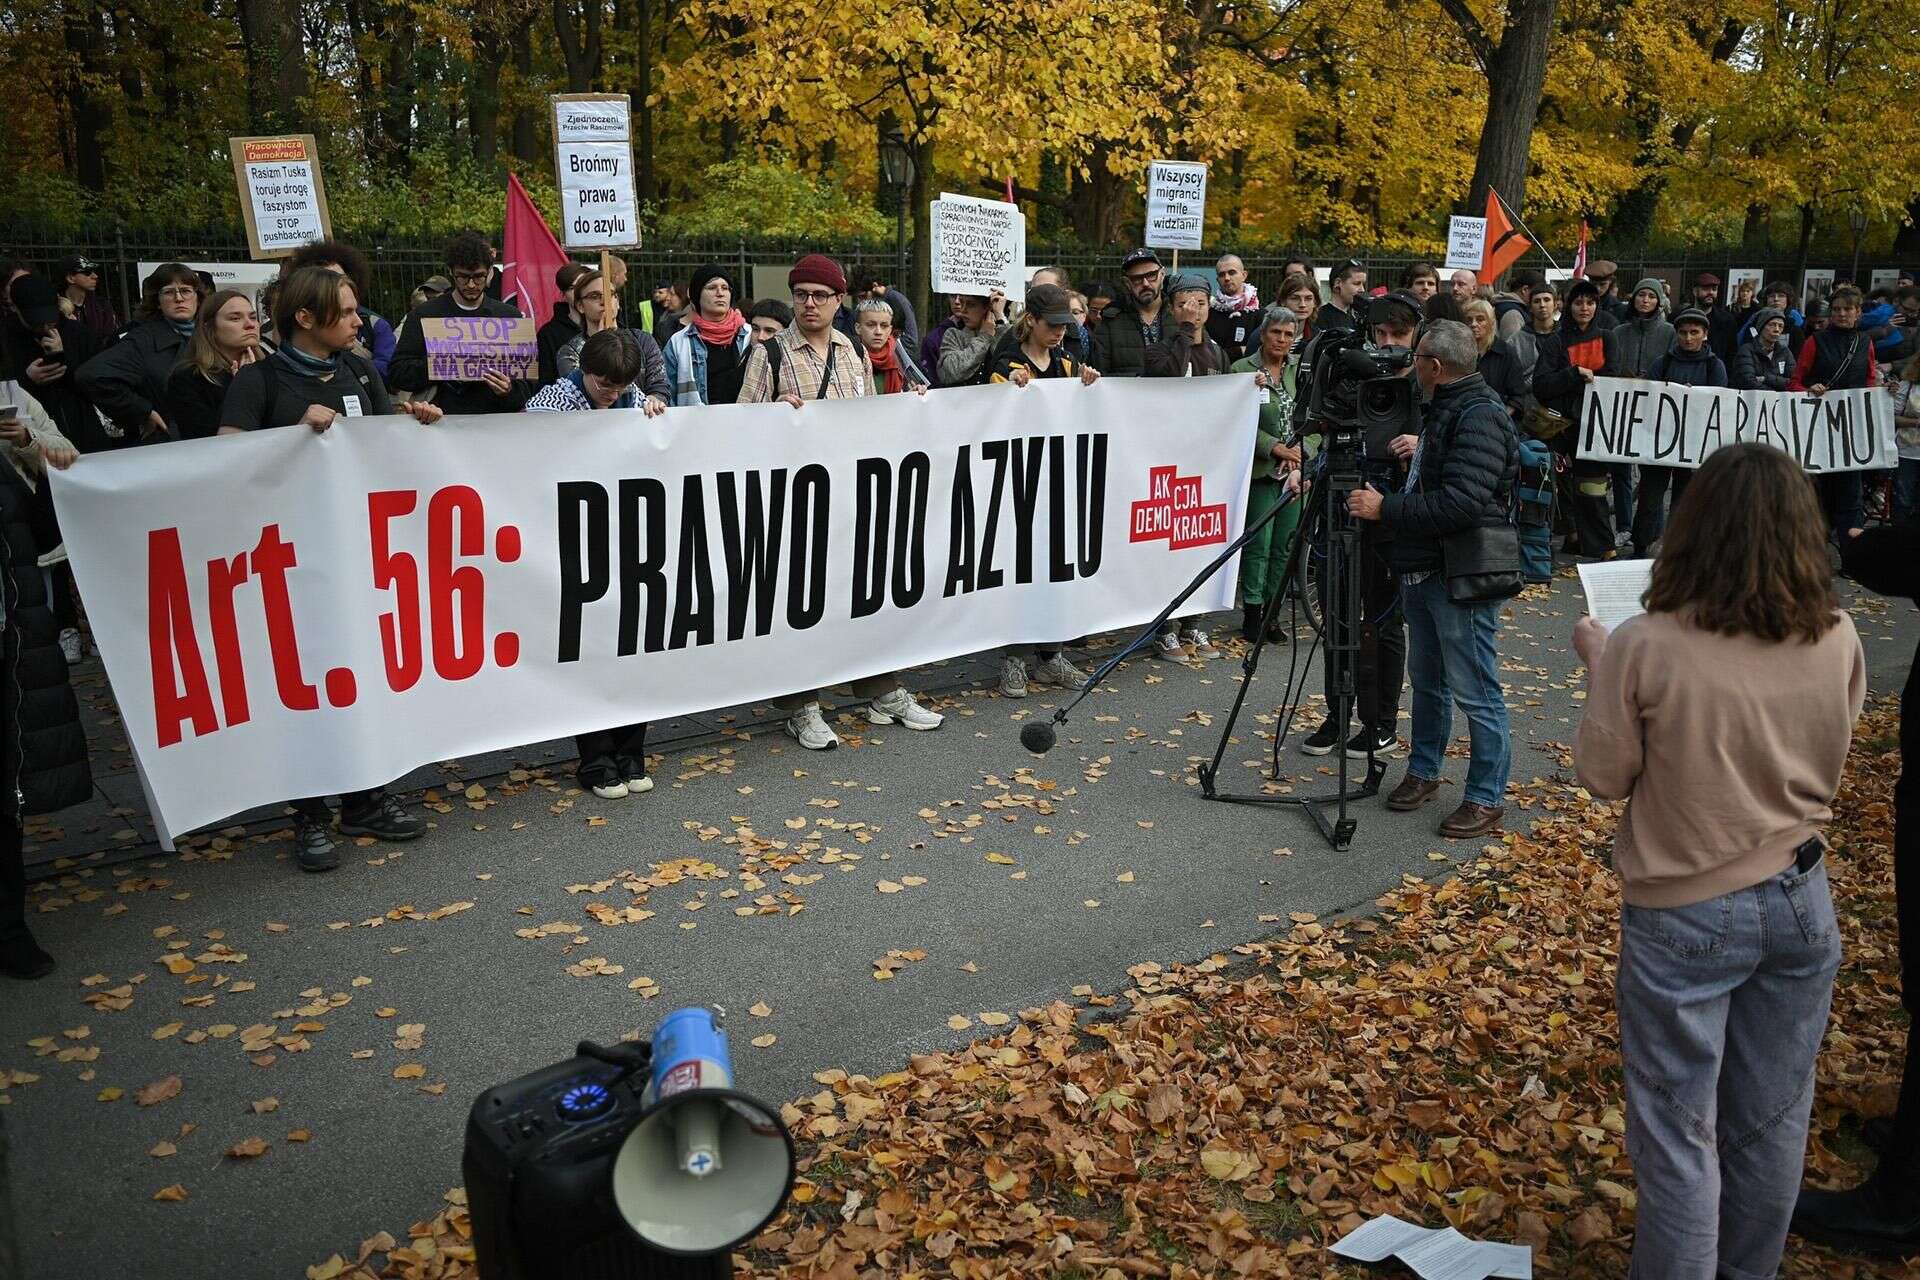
[1480,188,1533,281]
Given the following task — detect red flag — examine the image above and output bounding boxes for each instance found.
[501,173,570,323]
[1480,188,1533,282]
[1572,220,1590,279]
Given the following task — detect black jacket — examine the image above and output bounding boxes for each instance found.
[2,464,90,818]
[535,303,580,387]
[1648,345,1728,388]
[1699,302,1740,362]
[1532,317,1609,422]
[1144,327,1229,378]
[1476,338,1529,411]
[1731,336,1794,392]
[162,364,233,441]
[1,315,109,452]
[387,293,534,415]
[75,316,184,442]
[1205,301,1263,363]
[1092,293,1170,378]
[1379,373,1518,576]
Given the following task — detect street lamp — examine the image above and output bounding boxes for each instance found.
[879,127,915,292]
[1849,204,1868,285]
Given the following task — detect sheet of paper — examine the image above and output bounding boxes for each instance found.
[1481,1242,1534,1279]
[1399,1227,1506,1280]
[1328,1214,1437,1262]
[1328,1214,1533,1280]
[1577,558,1652,632]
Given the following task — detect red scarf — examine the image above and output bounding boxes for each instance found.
[867,340,904,394]
[689,309,745,345]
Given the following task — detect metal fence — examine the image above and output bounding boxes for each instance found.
[1,223,1906,324]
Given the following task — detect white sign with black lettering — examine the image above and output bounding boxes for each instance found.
[1145,161,1207,251]
[930,194,1026,303]
[1445,217,1487,272]
[1576,376,1897,474]
[552,95,639,250]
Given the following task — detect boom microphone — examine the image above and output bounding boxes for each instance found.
[1019,720,1059,754]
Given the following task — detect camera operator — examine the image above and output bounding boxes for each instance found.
[1345,319,1517,838]
[1295,291,1419,759]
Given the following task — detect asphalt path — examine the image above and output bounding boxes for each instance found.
[3,574,1915,1279]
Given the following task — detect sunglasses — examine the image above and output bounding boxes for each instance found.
[1124,268,1162,284]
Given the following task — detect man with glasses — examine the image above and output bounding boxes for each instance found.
[57,255,118,345]
[1091,248,1170,377]
[387,230,535,416]
[1346,318,1516,839]
[737,253,945,751]
[1318,260,1368,333]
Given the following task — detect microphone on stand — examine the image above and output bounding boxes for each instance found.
[1019,720,1059,754]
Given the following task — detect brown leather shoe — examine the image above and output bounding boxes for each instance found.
[1385,775,1441,811]
[1438,802,1504,839]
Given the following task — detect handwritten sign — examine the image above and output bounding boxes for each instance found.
[1145,161,1207,252]
[422,316,538,382]
[1577,376,1896,474]
[930,194,1026,303]
[229,135,331,261]
[1445,217,1487,272]
[552,95,639,250]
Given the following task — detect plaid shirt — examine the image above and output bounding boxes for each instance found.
[736,327,874,404]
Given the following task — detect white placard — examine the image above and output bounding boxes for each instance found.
[1145,161,1208,252]
[1871,267,1902,294]
[930,193,1026,303]
[51,376,1256,838]
[229,135,330,260]
[1727,267,1766,304]
[1445,217,1488,272]
[1576,376,1897,474]
[552,95,639,250]
[1802,268,1836,308]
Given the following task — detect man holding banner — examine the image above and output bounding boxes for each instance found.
[388,231,536,416]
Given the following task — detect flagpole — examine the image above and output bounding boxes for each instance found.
[1490,187,1562,272]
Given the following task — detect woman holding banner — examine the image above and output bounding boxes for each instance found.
[163,290,260,442]
[1790,284,1882,539]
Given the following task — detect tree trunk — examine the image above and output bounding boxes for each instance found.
[511,18,540,165]
[1794,204,1818,279]
[633,0,654,205]
[60,4,111,191]
[552,0,604,91]
[470,33,506,170]
[237,0,309,131]
[908,137,934,329]
[379,18,415,175]
[1452,0,1558,222]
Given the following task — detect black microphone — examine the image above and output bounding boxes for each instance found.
[1019,720,1058,754]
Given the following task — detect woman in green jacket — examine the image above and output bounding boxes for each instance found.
[1230,305,1307,643]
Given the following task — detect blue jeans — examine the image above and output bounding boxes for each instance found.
[1616,857,1841,1279]
[1401,575,1509,807]
[1894,458,1920,524]
[1610,462,1636,534]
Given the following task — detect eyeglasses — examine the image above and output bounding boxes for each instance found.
[1124,269,1162,285]
[158,286,199,300]
[792,288,837,305]
[450,270,491,285]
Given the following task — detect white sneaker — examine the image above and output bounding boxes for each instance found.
[626,775,654,794]
[1183,628,1219,659]
[785,702,840,750]
[999,656,1029,698]
[1154,630,1187,659]
[866,688,943,731]
[1032,653,1089,689]
[591,780,630,800]
[58,628,83,665]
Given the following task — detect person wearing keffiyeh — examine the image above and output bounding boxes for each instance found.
[1206,254,1263,362]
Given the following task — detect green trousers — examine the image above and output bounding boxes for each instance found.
[1239,477,1300,606]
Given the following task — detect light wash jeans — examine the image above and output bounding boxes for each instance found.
[1401,575,1510,807]
[1616,856,1842,1280]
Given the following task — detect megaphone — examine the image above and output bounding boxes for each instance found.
[464,1007,794,1280]
[611,1007,796,1254]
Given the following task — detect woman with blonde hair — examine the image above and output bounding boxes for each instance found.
[1462,296,1527,415]
[1573,442,1865,1277]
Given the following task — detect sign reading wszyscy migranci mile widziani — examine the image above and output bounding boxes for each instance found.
[229,135,331,260]
[1445,216,1488,272]
[551,94,639,250]
[421,316,539,382]
[930,194,1026,303]
[1144,161,1207,252]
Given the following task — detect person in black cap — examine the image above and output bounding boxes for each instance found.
[57,255,118,345]
[661,263,752,406]
[1091,248,1169,377]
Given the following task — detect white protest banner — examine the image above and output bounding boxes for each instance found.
[1144,161,1207,252]
[552,94,639,249]
[229,135,331,260]
[1575,376,1896,474]
[930,194,1026,303]
[1444,217,1487,272]
[52,378,1256,838]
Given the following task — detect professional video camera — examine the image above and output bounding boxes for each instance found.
[1289,298,1422,467]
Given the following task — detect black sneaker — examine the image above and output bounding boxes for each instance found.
[337,794,425,842]
[1345,727,1399,758]
[0,927,56,980]
[294,819,340,873]
[1300,720,1345,756]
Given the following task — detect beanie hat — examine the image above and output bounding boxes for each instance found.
[788,254,847,295]
[1168,274,1210,299]
[688,263,735,307]
[1747,307,1785,338]
[1630,277,1668,306]
[1673,307,1711,329]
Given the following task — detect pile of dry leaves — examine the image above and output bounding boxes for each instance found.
[316,702,1915,1280]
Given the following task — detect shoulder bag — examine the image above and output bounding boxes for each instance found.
[1440,403,1526,604]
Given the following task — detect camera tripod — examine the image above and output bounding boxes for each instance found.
[1196,442,1389,851]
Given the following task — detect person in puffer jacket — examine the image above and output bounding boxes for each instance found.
[1732,308,1797,391]
[1649,309,1730,388]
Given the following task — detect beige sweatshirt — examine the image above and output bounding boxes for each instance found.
[1574,609,1865,908]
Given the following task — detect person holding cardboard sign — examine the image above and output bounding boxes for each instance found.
[387,231,535,416]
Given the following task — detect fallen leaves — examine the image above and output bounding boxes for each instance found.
[225,1137,269,1159]
[152,1184,188,1203]
[392,1064,426,1081]
[871,949,928,981]
[134,1075,182,1107]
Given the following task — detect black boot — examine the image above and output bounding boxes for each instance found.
[1793,1159,1920,1256]
[0,927,55,981]
[1240,604,1263,644]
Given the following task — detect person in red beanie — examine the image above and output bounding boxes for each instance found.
[736,254,944,750]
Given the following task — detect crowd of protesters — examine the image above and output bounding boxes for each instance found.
[5,233,1920,1271]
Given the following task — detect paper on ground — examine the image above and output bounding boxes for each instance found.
[1330,1214,1532,1280]
[1577,558,1653,632]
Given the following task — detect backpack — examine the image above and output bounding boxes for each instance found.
[1514,435,1555,583]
